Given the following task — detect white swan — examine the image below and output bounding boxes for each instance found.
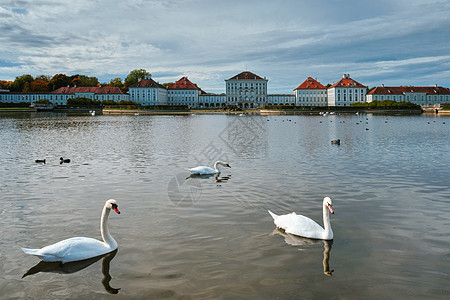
[21,199,120,262]
[268,197,334,240]
[189,161,231,175]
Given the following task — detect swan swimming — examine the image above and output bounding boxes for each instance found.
[268,197,334,240]
[189,161,231,175]
[21,199,120,262]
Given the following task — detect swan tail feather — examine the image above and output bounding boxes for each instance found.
[21,247,41,255]
[268,210,278,220]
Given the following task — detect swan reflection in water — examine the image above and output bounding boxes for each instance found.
[22,249,120,294]
[272,229,334,276]
[186,173,232,185]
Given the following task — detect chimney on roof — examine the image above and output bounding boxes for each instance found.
[382,84,384,87]
[435,84,438,87]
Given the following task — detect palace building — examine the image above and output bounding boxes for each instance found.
[225,71,268,108]
[2,71,449,107]
[327,74,367,106]
[129,75,167,105]
[367,85,450,105]
[0,86,128,105]
[167,77,201,107]
[294,77,328,106]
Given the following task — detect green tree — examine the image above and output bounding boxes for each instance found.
[107,77,124,89]
[35,99,51,104]
[77,75,99,87]
[48,74,70,91]
[102,100,117,106]
[67,97,101,107]
[36,75,51,82]
[350,100,420,109]
[10,74,34,92]
[124,69,151,90]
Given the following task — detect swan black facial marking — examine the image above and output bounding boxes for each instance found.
[111,203,120,214]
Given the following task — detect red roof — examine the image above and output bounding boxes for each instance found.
[129,78,165,89]
[368,86,450,95]
[52,86,126,94]
[168,77,199,90]
[227,71,264,80]
[330,75,366,88]
[295,77,326,90]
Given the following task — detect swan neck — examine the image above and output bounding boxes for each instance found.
[323,204,332,233]
[214,161,220,172]
[101,206,117,249]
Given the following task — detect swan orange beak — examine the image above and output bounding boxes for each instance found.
[111,204,121,214]
[328,204,334,214]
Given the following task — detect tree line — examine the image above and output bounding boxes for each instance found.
[0,69,154,93]
[65,97,139,108]
[350,100,421,109]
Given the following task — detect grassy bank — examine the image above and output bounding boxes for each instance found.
[0,107,36,112]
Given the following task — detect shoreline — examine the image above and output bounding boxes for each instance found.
[259,109,423,115]
[0,108,37,112]
[102,109,258,115]
[2,108,447,115]
[76,108,429,115]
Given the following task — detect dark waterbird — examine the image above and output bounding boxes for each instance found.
[35,159,46,164]
[331,139,340,145]
[60,157,70,164]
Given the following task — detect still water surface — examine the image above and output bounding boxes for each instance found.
[0,112,449,299]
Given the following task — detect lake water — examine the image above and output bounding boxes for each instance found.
[0,112,449,299]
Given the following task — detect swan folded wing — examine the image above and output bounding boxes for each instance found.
[275,213,325,240]
[23,237,113,263]
[189,166,216,175]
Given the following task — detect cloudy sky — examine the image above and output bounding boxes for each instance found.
[1,0,449,93]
